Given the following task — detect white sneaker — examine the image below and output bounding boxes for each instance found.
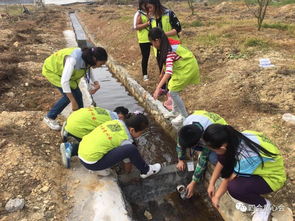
[163,110,178,119]
[143,75,149,81]
[171,114,185,126]
[60,121,67,139]
[252,199,272,221]
[140,163,161,179]
[96,168,111,177]
[43,116,61,130]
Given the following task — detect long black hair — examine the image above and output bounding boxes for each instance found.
[125,113,149,132]
[203,124,277,178]
[82,47,108,67]
[147,0,166,18]
[148,27,171,70]
[138,0,147,11]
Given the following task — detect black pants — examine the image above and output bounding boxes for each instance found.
[139,42,151,76]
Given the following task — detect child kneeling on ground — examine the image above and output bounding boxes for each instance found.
[72,113,161,179]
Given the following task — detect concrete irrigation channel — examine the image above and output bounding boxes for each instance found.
[67,12,224,221]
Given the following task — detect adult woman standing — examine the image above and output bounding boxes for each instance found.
[133,0,151,81]
[203,124,286,221]
[42,47,107,130]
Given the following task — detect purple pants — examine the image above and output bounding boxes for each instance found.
[218,155,273,206]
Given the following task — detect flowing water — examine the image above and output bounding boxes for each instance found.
[91,67,223,221]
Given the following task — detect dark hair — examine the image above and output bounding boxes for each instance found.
[113,106,129,117]
[178,124,203,148]
[82,47,108,66]
[203,124,277,178]
[124,113,149,132]
[148,27,171,70]
[138,0,148,11]
[147,0,166,18]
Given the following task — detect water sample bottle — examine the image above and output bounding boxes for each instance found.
[176,185,188,200]
[282,113,295,126]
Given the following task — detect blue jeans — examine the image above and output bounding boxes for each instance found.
[80,144,150,174]
[47,87,83,119]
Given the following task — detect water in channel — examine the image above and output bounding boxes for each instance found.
[91,66,223,221]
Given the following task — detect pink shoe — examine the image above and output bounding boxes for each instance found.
[164,94,173,111]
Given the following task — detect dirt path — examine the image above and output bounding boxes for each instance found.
[0,6,74,221]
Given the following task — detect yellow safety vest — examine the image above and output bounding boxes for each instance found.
[78,120,131,163]
[42,48,86,89]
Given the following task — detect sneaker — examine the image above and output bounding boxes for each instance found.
[60,121,68,141]
[143,75,149,81]
[96,168,111,177]
[60,142,72,168]
[252,199,272,221]
[171,114,185,126]
[140,163,161,179]
[43,116,61,130]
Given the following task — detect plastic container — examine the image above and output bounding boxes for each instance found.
[176,185,188,200]
[282,113,295,126]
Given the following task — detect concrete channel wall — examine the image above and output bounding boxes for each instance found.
[75,12,293,221]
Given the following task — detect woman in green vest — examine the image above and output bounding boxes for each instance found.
[203,124,286,221]
[77,113,161,179]
[133,0,151,81]
[149,27,200,126]
[42,47,108,131]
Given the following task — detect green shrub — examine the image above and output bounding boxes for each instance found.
[244,38,269,47]
[262,23,289,31]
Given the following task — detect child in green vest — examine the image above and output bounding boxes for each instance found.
[146,0,182,110]
[133,0,151,81]
[148,28,200,126]
[77,113,161,179]
[42,47,107,131]
[60,106,129,168]
[176,110,227,198]
[61,106,129,142]
[203,124,286,221]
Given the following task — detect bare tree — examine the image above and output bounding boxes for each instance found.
[245,0,271,31]
[187,0,195,15]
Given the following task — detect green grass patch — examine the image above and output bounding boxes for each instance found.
[271,0,295,6]
[196,33,220,46]
[182,20,204,28]
[227,53,248,59]
[244,38,269,48]
[262,23,290,31]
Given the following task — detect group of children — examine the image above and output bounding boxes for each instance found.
[40,0,287,220]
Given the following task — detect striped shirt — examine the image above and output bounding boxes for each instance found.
[165,51,180,75]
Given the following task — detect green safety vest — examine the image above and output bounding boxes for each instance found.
[65,107,114,139]
[168,44,200,92]
[242,130,286,191]
[137,13,150,43]
[42,48,86,89]
[192,110,227,125]
[151,10,180,41]
[78,120,131,163]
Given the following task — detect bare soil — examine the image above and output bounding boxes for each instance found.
[0,1,294,220]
